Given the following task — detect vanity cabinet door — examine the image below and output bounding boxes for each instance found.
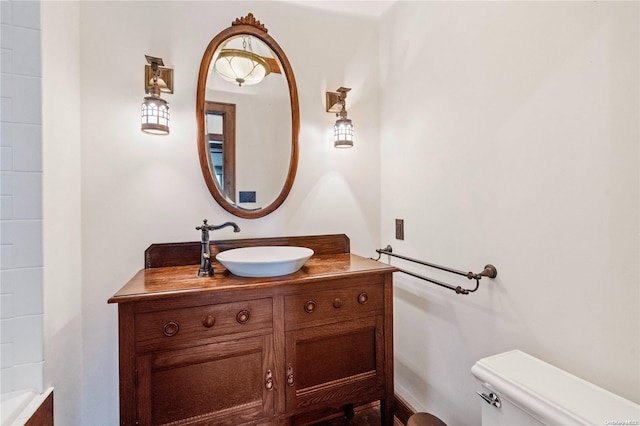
[284,315,386,417]
[135,334,275,426]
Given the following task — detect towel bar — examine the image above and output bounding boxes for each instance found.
[374,245,497,295]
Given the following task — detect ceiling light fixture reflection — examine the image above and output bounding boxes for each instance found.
[214,37,272,86]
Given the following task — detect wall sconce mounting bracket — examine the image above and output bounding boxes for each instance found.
[326,87,351,113]
[144,55,174,94]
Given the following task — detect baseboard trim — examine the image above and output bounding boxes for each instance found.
[394,392,417,425]
[296,394,416,425]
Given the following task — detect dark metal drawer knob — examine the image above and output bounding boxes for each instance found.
[287,365,295,386]
[202,315,216,328]
[357,292,369,305]
[333,298,343,309]
[236,310,250,324]
[163,321,179,337]
[304,300,317,313]
[265,369,274,391]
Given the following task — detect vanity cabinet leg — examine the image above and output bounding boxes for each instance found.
[381,397,394,426]
[344,404,355,420]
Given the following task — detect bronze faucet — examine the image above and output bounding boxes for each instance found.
[196,219,240,277]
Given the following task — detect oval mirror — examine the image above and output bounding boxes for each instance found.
[197,13,299,219]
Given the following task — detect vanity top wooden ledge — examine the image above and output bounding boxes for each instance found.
[109,235,397,304]
[108,252,397,304]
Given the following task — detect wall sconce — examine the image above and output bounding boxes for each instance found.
[141,55,173,135]
[326,87,353,148]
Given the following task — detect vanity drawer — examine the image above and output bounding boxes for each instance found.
[135,298,273,352]
[285,283,384,330]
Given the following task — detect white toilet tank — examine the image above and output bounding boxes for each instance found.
[471,350,640,426]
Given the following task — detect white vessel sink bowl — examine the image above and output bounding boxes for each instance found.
[216,246,314,277]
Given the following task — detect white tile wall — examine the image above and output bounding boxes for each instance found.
[0,0,43,395]
[0,294,12,319]
[12,174,42,219]
[0,172,11,195]
[11,27,40,76]
[0,147,11,170]
[1,318,13,344]
[0,196,11,219]
[1,367,12,393]
[13,315,42,364]
[0,245,12,269]
[8,269,42,316]
[3,75,42,124]
[0,47,11,74]
[10,1,40,29]
[10,125,42,171]
[1,1,11,25]
[6,221,43,268]
[1,25,13,50]
[12,361,43,392]
[1,343,12,368]
[0,269,13,294]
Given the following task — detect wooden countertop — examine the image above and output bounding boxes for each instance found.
[108,253,397,304]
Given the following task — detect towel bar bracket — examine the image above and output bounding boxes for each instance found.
[472,264,498,280]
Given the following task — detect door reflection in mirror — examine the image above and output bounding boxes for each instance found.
[205,101,236,202]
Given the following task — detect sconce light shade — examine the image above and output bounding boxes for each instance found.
[141,55,173,135]
[326,87,353,148]
[141,94,170,135]
[215,49,271,87]
[334,117,353,148]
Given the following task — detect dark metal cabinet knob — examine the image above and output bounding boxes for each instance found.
[265,369,274,391]
[333,298,343,309]
[304,300,316,313]
[202,315,215,328]
[163,321,179,337]
[357,292,369,305]
[236,310,250,324]
[287,365,295,386]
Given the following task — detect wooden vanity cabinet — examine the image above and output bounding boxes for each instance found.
[109,235,396,426]
[123,296,276,425]
[283,278,389,424]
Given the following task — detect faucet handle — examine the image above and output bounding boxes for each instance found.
[196,218,210,231]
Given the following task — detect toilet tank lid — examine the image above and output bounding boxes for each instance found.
[471,350,640,426]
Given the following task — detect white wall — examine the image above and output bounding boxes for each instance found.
[0,0,44,396]
[380,2,639,425]
[42,1,380,423]
[41,1,83,424]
